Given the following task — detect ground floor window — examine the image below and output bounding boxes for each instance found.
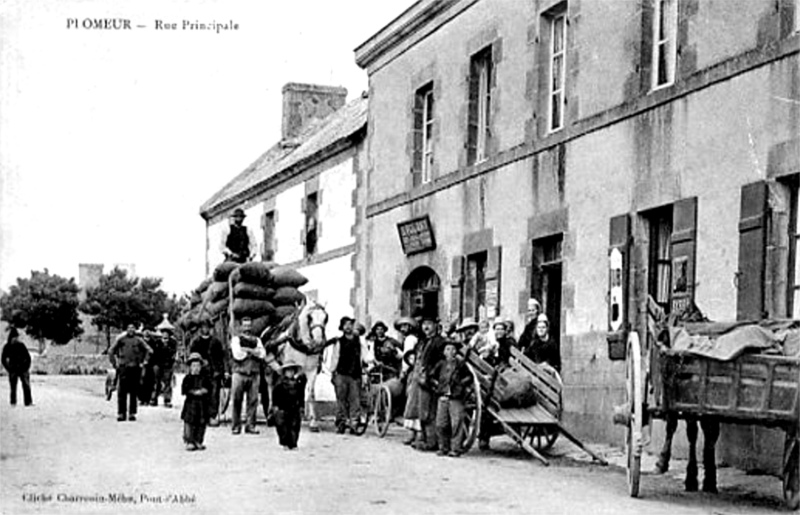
[464,252,487,321]
[531,234,562,338]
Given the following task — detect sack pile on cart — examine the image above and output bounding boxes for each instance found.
[495,368,538,409]
[178,261,308,337]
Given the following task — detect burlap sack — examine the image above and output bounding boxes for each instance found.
[207,298,229,317]
[233,282,274,300]
[237,261,276,286]
[497,368,538,408]
[274,305,297,320]
[270,266,308,288]
[207,281,229,302]
[194,278,213,295]
[189,291,202,307]
[213,262,240,282]
[232,298,276,318]
[272,286,305,306]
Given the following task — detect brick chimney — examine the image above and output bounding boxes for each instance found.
[281,83,347,145]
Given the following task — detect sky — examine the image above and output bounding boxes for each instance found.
[0,0,413,296]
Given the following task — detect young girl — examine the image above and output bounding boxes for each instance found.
[272,363,307,450]
[394,316,421,446]
[181,353,211,451]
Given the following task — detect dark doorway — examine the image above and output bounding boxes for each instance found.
[402,266,441,319]
[531,235,562,355]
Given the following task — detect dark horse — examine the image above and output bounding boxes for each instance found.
[655,415,720,492]
[650,297,720,492]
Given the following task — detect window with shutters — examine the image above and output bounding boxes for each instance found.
[412,83,435,186]
[304,192,318,257]
[467,46,492,165]
[652,0,677,90]
[464,251,488,321]
[645,206,673,312]
[262,210,275,261]
[547,9,567,132]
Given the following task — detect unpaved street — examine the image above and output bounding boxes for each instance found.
[0,376,789,515]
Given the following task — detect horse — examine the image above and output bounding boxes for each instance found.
[260,297,329,432]
[655,414,720,492]
[650,297,720,492]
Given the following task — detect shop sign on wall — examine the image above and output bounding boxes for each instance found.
[397,216,436,255]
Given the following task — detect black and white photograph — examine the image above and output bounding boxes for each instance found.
[1,1,799,514]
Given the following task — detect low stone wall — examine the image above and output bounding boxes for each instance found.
[0,354,111,376]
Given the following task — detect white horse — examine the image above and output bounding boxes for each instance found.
[262,298,329,431]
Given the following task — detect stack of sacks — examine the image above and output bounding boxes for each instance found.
[229,261,309,337]
[203,262,240,317]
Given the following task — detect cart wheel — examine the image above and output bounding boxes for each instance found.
[462,363,483,451]
[373,384,392,437]
[529,425,559,451]
[626,332,644,498]
[784,430,799,510]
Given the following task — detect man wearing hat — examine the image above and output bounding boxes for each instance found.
[230,317,266,435]
[327,316,369,434]
[150,327,178,408]
[455,317,479,346]
[368,321,402,377]
[413,312,447,451]
[271,363,307,449]
[109,324,153,422]
[220,207,256,263]
[189,319,228,426]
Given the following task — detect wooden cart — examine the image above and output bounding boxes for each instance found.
[622,331,800,509]
[465,346,608,466]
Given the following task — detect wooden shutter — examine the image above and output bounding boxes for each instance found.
[607,214,631,360]
[411,92,424,187]
[450,256,465,321]
[736,181,769,321]
[261,212,268,261]
[486,246,502,318]
[466,63,479,165]
[669,197,698,315]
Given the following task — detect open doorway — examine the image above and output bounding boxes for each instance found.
[401,266,441,319]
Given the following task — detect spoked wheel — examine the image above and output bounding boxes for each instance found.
[626,332,644,498]
[373,384,392,437]
[462,363,483,451]
[529,425,559,451]
[783,429,800,510]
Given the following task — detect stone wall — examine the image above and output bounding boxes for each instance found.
[0,354,111,376]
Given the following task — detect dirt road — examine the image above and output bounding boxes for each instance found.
[0,376,788,514]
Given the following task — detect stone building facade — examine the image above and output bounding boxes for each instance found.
[355,0,798,470]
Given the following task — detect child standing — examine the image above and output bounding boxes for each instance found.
[181,353,211,451]
[430,340,472,457]
[272,363,307,450]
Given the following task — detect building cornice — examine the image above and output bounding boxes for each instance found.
[366,35,800,219]
[355,0,478,73]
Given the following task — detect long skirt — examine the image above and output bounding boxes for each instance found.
[183,422,206,446]
[402,368,421,431]
[274,408,301,448]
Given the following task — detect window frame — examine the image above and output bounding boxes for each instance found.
[651,0,678,91]
[262,210,276,261]
[788,181,800,318]
[304,192,319,258]
[421,85,434,184]
[548,11,567,133]
[464,251,488,321]
[468,46,493,165]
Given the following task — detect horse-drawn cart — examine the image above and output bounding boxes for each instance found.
[620,328,800,509]
[465,345,608,465]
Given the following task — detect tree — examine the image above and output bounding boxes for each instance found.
[0,269,84,353]
[79,267,183,350]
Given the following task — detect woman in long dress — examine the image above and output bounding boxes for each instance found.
[395,317,421,445]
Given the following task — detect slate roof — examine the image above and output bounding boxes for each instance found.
[200,95,368,219]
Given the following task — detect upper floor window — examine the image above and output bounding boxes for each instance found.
[468,46,493,165]
[652,0,678,90]
[304,192,318,257]
[412,83,435,186]
[548,11,567,132]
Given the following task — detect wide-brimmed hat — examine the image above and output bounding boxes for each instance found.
[419,311,439,323]
[231,208,246,219]
[456,317,479,333]
[371,321,388,333]
[339,316,356,331]
[394,316,418,331]
[492,317,508,330]
[186,352,206,366]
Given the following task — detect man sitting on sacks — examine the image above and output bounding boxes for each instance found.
[220,207,256,264]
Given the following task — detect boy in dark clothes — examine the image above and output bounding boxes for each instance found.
[430,340,473,457]
[272,363,307,450]
[181,353,212,451]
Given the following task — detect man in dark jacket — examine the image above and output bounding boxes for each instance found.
[150,330,178,407]
[414,313,447,451]
[2,327,33,406]
[220,208,256,263]
[330,316,366,434]
[431,340,472,457]
[189,320,228,426]
[109,324,153,422]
